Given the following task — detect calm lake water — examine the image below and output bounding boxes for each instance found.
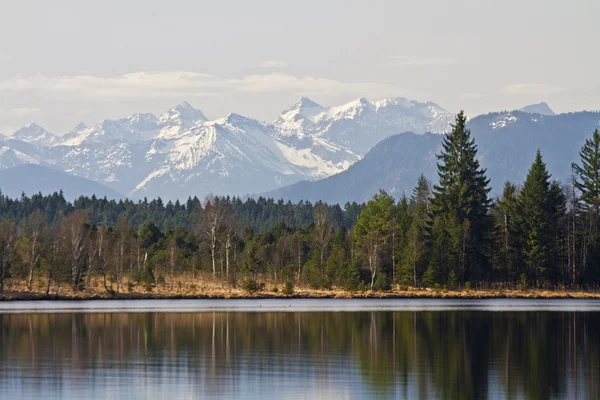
[1,299,599,399]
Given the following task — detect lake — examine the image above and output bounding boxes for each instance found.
[1,299,599,399]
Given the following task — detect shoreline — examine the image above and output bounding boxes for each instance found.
[2,287,600,302]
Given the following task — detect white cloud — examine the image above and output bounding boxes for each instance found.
[501,83,564,96]
[0,71,407,100]
[388,56,458,67]
[259,60,288,69]
[0,107,40,117]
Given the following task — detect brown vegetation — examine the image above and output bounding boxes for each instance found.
[2,275,599,301]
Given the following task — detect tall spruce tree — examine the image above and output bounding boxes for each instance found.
[491,181,520,281]
[431,111,492,284]
[572,129,600,282]
[572,129,600,225]
[517,150,553,285]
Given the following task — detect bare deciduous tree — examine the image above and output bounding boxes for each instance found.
[63,210,89,291]
[200,197,226,278]
[22,210,45,291]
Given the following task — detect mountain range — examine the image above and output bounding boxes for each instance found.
[266,109,600,203]
[0,98,454,200]
[1,97,597,204]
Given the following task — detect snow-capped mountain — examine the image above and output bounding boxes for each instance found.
[274,96,453,154]
[157,101,208,140]
[13,123,58,146]
[60,113,159,146]
[0,97,454,200]
[266,110,600,204]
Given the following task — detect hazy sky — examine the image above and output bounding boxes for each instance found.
[0,0,598,133]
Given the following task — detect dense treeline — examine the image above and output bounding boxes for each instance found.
[0,192,363,233]
[1,112,600,295]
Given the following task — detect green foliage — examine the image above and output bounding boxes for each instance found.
[242,279,264,293]
[572,129,600,282]
[373,273,391,291]
[517,150,553,285]
[355,190,395,290]
[432,111,492,284]
[283,279,294,295]
[2,122,600,294]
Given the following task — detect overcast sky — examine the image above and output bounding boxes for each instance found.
[0,0,598,133]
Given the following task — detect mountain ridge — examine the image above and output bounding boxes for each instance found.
[2,97,454,200]
[264,110,600,203]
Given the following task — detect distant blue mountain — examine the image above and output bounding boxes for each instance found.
[0,164,124,201]
[263,111,600,204]
[519,102,555,116]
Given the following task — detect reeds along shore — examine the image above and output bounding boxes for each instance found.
[2,276,600,301]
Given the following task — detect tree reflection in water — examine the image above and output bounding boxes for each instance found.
[0,311,599,399]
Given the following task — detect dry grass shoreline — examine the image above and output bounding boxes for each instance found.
[2,278,600,301]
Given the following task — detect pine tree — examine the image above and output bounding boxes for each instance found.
[572,129,600,282]
[399,175,430,286]
[572,129,600,225]
[394,194,411,283]
[517,150,553,285]
[491,182,520,282]
[431,111,492,283]
[547,180,567,283]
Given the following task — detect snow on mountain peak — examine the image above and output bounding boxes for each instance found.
[72,122,88,132]
[13,122,57,146]
[4,95,456,200]
[156,102,208,140]
[171,101,208,121]
[291,97,323,110]
[328,97,374,120]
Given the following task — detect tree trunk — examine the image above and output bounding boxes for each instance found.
[45,241,58,296]
[0,239,10,293]
[170,245,175,290]
[413,244,417,287]
[297,238,302,281]
[211,226,216,277]
[392,230,396,284]
[370,242,378,291]
[27,232,39,291]
[225,232,231,280]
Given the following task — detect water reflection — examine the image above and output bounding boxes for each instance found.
[1,311,599,399]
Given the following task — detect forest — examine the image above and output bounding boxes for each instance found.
[1,112,600,296]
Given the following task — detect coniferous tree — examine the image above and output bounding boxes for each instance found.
[399,175,430,286]
[517,150,553,285]
[393,194,411,284]
[548,180,568,283]
[431,111,492,284]
[491,182,520,282]
[572,129,600,282]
